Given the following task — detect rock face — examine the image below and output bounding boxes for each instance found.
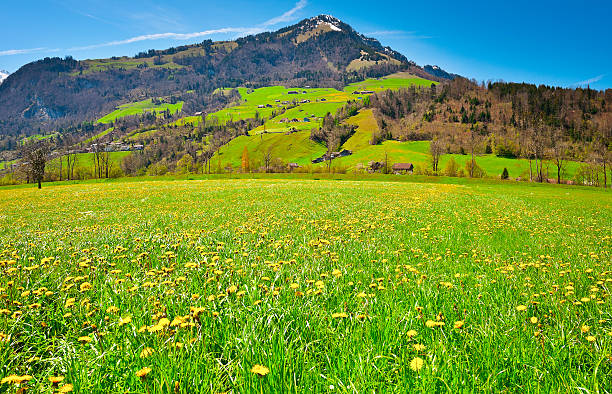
[0,15,446,136]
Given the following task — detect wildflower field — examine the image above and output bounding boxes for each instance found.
[0,178,610,392]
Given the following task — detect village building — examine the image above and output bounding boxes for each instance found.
[392,163,414,174]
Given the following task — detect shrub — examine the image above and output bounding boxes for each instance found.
[444,158,459,177]
[501,168,509,180]
[465,160,487,178]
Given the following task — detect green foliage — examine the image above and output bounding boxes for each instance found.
[176,154,194,174]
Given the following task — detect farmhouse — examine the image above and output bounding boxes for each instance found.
[392,163,414,174]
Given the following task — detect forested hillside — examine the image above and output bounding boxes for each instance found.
[0,15,441,145]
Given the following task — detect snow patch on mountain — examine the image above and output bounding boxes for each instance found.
[0,70,9,84]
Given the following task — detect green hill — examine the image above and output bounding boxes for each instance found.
[97,99,183,124]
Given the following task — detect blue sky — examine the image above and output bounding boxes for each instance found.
[1,0,610,89]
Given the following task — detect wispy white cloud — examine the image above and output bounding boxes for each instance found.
[1,0,308,57]
[571,74,605,87]
[66,27,255,51]
[262,0,307,26]
[0,48,49,56]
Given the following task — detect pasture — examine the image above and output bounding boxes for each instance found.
[0,178,610,392]
[97,99,184,124]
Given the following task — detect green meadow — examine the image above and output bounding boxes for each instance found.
[97,99,184,124]
[0,178,610,392]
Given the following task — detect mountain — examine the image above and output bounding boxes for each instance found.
[0,15,445,138]
[424,65,459,80]
[0,70,8,84]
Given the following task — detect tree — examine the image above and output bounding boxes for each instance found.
[430,137,445,173]
[100,152,112,178]
[549,130,569,184]
[593,118,611,188]
[466,125,485,178]
[176,153,193,174]
[65,152,78,180]
[263,147,273,173]
[501,168,509,180]
[23,143,49,189]
[241,147,250,173]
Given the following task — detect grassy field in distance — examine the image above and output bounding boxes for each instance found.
[97,99,183,124]
[0,178,609,392]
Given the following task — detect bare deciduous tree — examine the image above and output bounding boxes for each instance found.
[549,129,570,184]
[22,143,49,189]
[430,136,445,173]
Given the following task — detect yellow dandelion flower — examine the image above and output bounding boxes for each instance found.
[516,305,527,311]
[251,364,270,376]
[140,347,155,358]
[59,384,74,393]
[406,330,417,338]
[78,336,92,344]
[48,376,65,384]
[530,317,538,324]
[413,343,426,352]
[1,374,32,384]
[331,312,348,319]
[454,320,465,329]
[410,357,424,372]
[135,367,152,378]
[586,336,596,342]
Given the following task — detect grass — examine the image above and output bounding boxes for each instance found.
[204,76,436,167]
[205,76,435,127]
[343,109,379,151]
[83,127,115,144]
[0,159,18,170]
[215,131,326,169]
[21,132,59,145]
[75,58,184,76]
[334,109,581,179]
[343,77,437,94]
[46,152,131,178]
[0,177,609,392]
[97,99,183,124]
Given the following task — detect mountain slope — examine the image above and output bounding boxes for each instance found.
[0,15,444,139]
